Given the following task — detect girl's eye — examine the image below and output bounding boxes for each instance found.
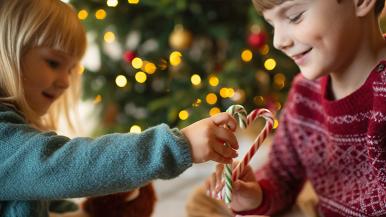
[46,59,60,68]
[288,12,304,23]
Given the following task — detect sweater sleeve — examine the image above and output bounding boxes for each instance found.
[243,109,307,215]
[0,107,193,200]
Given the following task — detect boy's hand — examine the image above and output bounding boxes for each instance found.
[181,112,239,164]
[205,163,263,212]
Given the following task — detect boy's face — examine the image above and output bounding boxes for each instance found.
[262,0,363,80]
[21,47,77,116]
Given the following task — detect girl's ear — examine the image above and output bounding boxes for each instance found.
[353,0,377,17]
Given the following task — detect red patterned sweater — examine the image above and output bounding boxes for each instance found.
[243,61,386,216]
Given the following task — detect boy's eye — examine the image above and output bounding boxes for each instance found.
[46,59,60,68]
[288,12,304,23]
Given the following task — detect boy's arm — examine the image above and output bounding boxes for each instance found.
[0,108,192,200]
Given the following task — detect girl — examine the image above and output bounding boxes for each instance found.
[0,0,239,216]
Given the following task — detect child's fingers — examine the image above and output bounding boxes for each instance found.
[210,151,233,164]
[215,127,239,150]
[211,112,237,131]
[212,140,238,158]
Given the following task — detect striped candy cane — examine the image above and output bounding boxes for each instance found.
[218,106,274,202]
[223,105,248,205]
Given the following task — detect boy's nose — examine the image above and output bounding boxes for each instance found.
[273,27,293,51]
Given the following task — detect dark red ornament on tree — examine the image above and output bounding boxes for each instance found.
[247,32,266,49]
[123,51,136,63]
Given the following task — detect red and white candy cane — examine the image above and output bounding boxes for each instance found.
[231,108,274,181]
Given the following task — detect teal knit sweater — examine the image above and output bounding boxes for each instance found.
[0,104,193,217]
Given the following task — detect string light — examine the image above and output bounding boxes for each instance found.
[143,62,157,74]
[104,31,115,43]
[274,73,286,89]
[93,95,102,104]
[135,71,147,83]
[130,125,142,133]
[259,44,270,55]
[128,0,140,4]
[179,110,189,120]
[253,96,265,106]
[273,119,279,129]
[78,9,88,20]
[209,75,219,87]
[219,87,234,98]
[95,9,107,20]
[115,75,128,87]
[209,107,221,116]
[191,74,202,86]
[264,58,277,71]
[206,93,217,105]
[132,57,143,69]
[107,0,119,7]
[169,51,182,66]
[192,99,202,107]
[241,49,253,62]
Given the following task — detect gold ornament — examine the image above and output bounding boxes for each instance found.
[169,24,192,50]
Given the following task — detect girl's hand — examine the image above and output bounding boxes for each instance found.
[181,112,239,164]
[205,163,263,212]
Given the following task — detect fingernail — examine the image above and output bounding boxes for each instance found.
[206,190,210,197]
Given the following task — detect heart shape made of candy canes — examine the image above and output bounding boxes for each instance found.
[222,105,274,203]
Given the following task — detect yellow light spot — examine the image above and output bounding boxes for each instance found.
[78,10,88,20]
[95,9,107,20]
[192,98,202,107]
[135,71,147,83]
[275,102,282,110]
[78,65,85,75]
[131,57,143,69]
[264,58,277,71]
[209,107,221,116]
[253,96,265,105]
[107,0,119,7]
[130,125,142,133]
[273,119,279,129]
[241,49,253,62]
[115,75,128,87]
[191,74,202,86]
[220,88,233,98]
[143,62,157,74]
[179,110,189,120]
[128,0,139,4]
[274,73,286,89]
[206,93,218,105]
[93,95,102,104]
[209,75,219,87]
[104,32,115,43]
[169,51,182,66]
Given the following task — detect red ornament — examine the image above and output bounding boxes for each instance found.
[247,32,266,49]
[123,51,136,63]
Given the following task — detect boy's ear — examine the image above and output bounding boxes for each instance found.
[353,0,377,17]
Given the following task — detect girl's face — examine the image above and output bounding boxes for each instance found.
[262,0,363,80]
[22,47,77,116]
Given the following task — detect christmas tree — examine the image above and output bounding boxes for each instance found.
[70,0,299,134]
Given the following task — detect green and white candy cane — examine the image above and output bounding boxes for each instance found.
[223,105,248,205]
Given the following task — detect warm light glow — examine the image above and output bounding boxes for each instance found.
[107,0,119,7]
[78,65,85,75]
[273,119,279,129]
[274,73,286,89]
[220,88,234,98]
[191,74,202,86]
[241,49,253,62]
[209,75,219,87]
[259,44,270,55]
[78,10,88,20]
[254,96,264,105]
[179,110,189,120]
[192,99,202,107]
[115,75,128,87]
[169,51,182,66]
[206,93,218,105]
[132,57,143,69]
[135,71,147,83]
[128,0,140,4]
[95,9,107,20]
[93,95,102,104]
[104,32,115,43]
[143,62,157,74]
[209,107,221,116]
[264,58,277,71]
[130,125,142,133]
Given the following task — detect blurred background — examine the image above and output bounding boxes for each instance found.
[62,0,386,216]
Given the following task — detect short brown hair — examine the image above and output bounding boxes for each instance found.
[252,0,385,16]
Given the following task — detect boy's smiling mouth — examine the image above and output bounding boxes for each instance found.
[291,48,312,65]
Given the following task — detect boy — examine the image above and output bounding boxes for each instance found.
[205,0,386,216]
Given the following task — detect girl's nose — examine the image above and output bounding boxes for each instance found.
[273,26,293,51]
[55,71,70,89]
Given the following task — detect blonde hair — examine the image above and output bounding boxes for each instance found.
[252,0,385,16]
[0,0,87,131]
